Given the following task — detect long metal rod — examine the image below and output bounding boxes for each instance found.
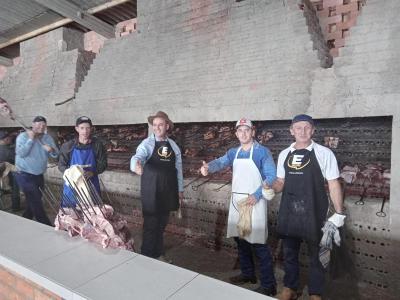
[39,187,59,215]
[65,177,90,212]
[72,181,97,215]
[45,185,66,214]
[80,186,106,218]
[61,194,84,221]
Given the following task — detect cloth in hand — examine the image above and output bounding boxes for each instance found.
[237,198,252,238]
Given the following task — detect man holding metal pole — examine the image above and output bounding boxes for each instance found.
[14,116,58,225]
[273,114,345,300]
[58,116,107,207]
[130,111,183,262]
[200,118,277,297]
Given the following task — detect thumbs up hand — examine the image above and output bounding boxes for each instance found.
[200,161,209,176]
[135,160,143,175]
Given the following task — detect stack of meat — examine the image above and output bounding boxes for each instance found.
[55,205,134,251]
[53,165,134,251]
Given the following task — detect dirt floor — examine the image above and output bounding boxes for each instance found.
[1,195,360,300]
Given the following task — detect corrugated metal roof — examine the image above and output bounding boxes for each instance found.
[0,0,136,52]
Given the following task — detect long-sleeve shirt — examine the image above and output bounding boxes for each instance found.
[208,141,276,201]
[130,134,183,192]
[15,132,59,175]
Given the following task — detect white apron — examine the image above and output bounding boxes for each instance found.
[227,144,268,244]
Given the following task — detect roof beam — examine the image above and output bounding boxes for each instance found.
[0,56,13,67]
[33,0,115,38]
[0,0,131,50]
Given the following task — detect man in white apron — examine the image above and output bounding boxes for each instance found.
[200,118,277,296]
[273,114,345,300]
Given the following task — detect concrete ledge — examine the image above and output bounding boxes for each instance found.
[0,211,272,300]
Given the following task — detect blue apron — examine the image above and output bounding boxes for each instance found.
[62,144,101,207]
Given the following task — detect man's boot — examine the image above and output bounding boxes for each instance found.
[310,295,322,300]
[278,287,297,300]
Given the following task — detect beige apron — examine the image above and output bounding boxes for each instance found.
[227,144,268,244]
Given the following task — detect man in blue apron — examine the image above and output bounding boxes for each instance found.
[200,118,277,296]
[58,116,107,206]
[273,114,345,300]
[130,111,183,262]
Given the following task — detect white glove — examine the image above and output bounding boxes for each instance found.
[328,213,346,228]
[262,187,275,200]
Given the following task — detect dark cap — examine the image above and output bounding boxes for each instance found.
[33,116,47,123]
[76,116,92,126]
[292,114,314,126]
[0,130,9,140]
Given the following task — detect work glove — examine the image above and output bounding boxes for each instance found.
[262,186,275,200]
[319,213,346,268]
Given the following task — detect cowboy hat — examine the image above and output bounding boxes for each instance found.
[147,111,174,130]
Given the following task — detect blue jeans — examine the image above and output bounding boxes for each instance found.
[14,172,51,226]
[234,237,276,289]
[282,237,325,295]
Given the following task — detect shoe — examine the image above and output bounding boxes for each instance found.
[254,285,277,296]
[229,274,257,285]
[157,255,173,264]
[310,295,322,300]
[278,287,298,300]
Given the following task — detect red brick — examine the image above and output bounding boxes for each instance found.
[0,267,16,286]
[15,279,34,298]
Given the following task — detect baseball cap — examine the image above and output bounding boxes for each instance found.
[292,114,314,126]
[76,116,92,126]
[0,130,9,139]
[235,118,253,128]
[33,116,47,123]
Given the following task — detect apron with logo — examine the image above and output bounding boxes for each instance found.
[277,148,328,242]
[141,140,179,215]
[228,145,268,244]
[62,144,100,207]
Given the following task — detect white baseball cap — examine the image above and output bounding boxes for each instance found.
[235,118,253,128]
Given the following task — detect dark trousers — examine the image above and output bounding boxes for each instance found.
[14,172,51,226]
[234,237,276,289]
[141,213,169,258]
[9,172,21,209]
[282,237,325,295]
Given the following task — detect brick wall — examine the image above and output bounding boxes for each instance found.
[0,265,61,300]
[0,27,96,126]
[74,0,321,125]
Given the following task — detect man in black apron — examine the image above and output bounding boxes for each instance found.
[130,111,183,262]
[273,114,345,300]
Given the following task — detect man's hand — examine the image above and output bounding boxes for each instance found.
[135,160,143,175]
[84,170,94,179]
[200,161,209,176]
[328,213,346,228]
[247,195,257,206]
[42,144,54,153]
[26,129,35,140]
[262,183,275,200]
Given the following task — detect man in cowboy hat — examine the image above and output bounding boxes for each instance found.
[130,111,183,262]
[200,118,277,296]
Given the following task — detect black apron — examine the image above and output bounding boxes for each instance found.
[141,140,179,215]
[277,148,328,243]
